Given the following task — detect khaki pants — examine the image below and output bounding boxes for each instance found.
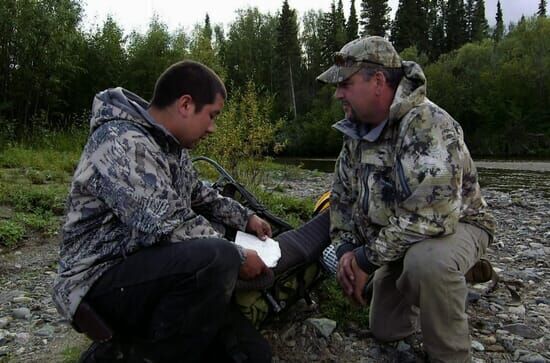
[369,222,489,363]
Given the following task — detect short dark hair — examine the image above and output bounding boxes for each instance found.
[360,66,404,91]
[150,60,227,112]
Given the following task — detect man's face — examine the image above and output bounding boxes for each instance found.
[174,93,224,149]
[334,72,379,125]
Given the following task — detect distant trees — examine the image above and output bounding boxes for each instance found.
[0,0,548,157]
[360,0,391,37]
[493,1,504,42]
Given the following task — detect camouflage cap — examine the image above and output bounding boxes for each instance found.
[317,36,402,84]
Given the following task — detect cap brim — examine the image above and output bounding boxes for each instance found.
[316,65,362,84]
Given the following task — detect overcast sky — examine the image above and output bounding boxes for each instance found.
[82,0,543,35]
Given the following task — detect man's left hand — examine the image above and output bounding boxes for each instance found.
[246,215,272,240]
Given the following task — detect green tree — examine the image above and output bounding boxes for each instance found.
[538,0,547,17]
[346,0,359,41]
[471,0,489,41]
[320,2,347,67]
[360,0,391,36]
[195,81,285,172]
[493,0,504,42]
[302,10,324,90]
[223,8,277,93]
[391,0,428,52]
[188,15,224,76]
[444,0,468,52]
[426,0,446,60]
[274,0,302,119]
[125,16,180,100]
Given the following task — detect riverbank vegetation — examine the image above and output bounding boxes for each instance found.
[1,0,549,158]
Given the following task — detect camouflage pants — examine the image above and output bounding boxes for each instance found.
[369,222,490,363]
[85,238,271,362]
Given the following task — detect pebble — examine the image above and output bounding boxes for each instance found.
[35,325,55,337]
[501,323,544,339]
[14,332,30,344]
[0,317,10,329]
[471,340,485,351]
[508,305,526,316]
[305,318,336,338]
[13,296,34,304]
[11,308,31,320]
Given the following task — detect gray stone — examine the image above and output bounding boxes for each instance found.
[471,340,485,352]
[12,307,31,320]
[14,332,30,344]
[502,323,544,339]
[519,353,547,363]
[508,305,526,316]
[305,318,336,338]
[0,317,10,329]
[35,324,55,337]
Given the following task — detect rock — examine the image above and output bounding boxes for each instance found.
[12,307,31,320]
[305,318,336,338]
[35,324,55,337]
[501,323,544,339]
[12,296,33,304]
[0,317,11,329]
[471,340,485,352]
[515,350,548,363]
[480,335,497,345]
[15,332,30,344]
[486,344,506,352]
[508,305,526,317]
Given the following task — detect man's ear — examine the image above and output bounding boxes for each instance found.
[177,95,194,116]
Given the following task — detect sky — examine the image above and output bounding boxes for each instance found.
[82,0,543,35]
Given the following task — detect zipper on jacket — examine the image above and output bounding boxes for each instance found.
[361,164,370,213]
[396,158,412,200]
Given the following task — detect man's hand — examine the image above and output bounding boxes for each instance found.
[239,249,269,280]
[351,256,369,306]
[337,251,369,306]
[246,214,272,240]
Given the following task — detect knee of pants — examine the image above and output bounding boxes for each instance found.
[399,247,460,294]
[196,238,241,284]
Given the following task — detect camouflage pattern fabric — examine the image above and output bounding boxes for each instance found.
[330,61,496,271]
[53,87,253,320]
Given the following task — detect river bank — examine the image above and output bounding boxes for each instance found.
[0,168,549,362]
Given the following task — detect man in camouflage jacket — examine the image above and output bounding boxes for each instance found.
[53,61,272,362]
[317,36,495,362]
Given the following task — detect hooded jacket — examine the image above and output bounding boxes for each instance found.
[53,88,253,320]
[331,62,496,273]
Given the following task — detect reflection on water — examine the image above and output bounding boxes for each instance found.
[276,158,550,197]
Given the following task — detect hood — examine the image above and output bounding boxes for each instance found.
[332,61,427,139]
[388,60,427,124]
[90,87,179,146]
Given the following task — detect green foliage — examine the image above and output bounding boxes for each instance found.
[391,0,429,52]
[346,1,359,41]
[399,46,429,67]
[195,81,285,173]
[493,1,505,42]
[0,220,25,247]
[360,0,391,37]
[318,279,370,326]
[426,17,550,155]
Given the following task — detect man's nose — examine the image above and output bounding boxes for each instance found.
[334,87,344,99]
[207,122,216,133]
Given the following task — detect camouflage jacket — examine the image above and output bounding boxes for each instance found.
[53,88,253,320]
[331,61,496,273]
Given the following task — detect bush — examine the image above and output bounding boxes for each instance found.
[0,220,25,247]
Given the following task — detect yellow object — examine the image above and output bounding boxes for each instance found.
[313,191,331,216]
